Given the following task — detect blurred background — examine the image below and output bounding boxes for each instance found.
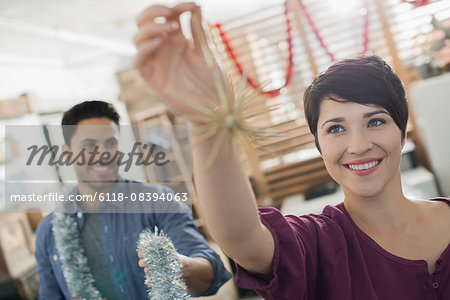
[0,0,449,299]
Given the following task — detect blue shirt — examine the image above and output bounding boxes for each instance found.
[35,179,231,299]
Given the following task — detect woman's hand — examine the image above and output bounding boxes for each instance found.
[134,2,225,117]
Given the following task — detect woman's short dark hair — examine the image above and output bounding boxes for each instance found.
[303,55,408,152]
[61,100,120,146]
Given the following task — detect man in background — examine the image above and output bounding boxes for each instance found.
[35,100,231,299]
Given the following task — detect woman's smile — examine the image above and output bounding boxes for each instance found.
[343,157,383,176]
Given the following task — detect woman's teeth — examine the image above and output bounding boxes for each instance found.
[347,160,380,170]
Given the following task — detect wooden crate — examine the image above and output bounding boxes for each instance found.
[0,95,30,119]
[116,68,162,104]
[0,213,36,281]
[26,212,45,231]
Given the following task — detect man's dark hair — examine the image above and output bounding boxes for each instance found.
[303,55,408,152]
[62,100,120,146]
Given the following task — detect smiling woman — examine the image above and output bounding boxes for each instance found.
[303,56,408,199]
[317,100,404,198]
[133,4,450,299]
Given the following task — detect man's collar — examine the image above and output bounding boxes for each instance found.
[62,175,128,215]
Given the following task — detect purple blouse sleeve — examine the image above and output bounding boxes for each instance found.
[234,207,320,300]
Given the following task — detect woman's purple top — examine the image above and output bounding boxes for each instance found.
[235,198,450,300]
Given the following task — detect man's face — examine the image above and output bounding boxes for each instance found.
[66,117,120,188]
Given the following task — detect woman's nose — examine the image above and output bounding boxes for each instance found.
[347,129,373,155]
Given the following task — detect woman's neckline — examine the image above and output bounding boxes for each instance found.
[337,199,450,269]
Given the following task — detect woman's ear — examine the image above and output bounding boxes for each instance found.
[314,136,323,157]
[401,127,407,149]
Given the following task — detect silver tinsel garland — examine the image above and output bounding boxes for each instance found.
[52,213,103,300]
[52,214,188,299]
[137,227,189,300]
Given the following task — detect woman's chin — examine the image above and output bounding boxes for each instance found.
[343,185,383,199]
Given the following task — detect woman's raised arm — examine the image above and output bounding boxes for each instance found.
[134,2,274,277]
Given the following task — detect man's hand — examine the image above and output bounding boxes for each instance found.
[134,2,226,117]
[137,248,150,275]
[138,249,214,296]
[138,247,188,278]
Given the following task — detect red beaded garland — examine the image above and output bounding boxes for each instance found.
[214,2,294,97]
[297,0,370,62]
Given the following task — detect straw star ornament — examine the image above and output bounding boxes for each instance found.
[180,12,281,168]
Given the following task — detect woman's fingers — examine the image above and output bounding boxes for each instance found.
[134,3,199,73]
[134,38,163,69]
[133,2,214,110]
[133,22,179,47]
[136,5,174,28]
[137,2,197,28]
[172,2,198,14]
[189,5,204,54]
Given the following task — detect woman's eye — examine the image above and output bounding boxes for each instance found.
[327,125,343,134]
[368,118,385,127]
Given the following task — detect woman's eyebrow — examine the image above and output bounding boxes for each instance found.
[321,117,344,129]
[364,110,389,118]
